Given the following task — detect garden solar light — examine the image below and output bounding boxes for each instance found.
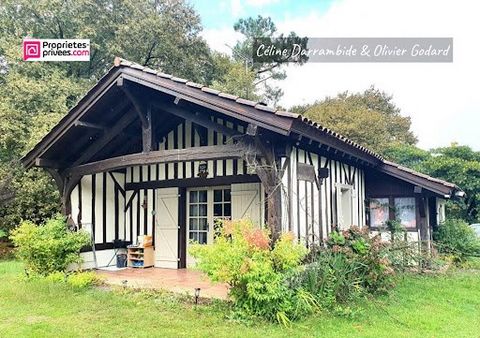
[194,287,201,304]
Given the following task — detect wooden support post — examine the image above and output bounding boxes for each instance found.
[46,168,79,217]
[118,78,155,153]
[246,130,284,243]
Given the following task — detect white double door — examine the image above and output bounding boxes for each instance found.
[155,183,262,269]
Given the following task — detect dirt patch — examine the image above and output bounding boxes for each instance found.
[25,315,49,325]
[0,241,14,259]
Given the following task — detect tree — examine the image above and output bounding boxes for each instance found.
[296,86,417,154]
[385,143,480,224]
[383,143,430,169]
[210,52,259,100]
[232,15,307,105]
[0,0,217,232]
[0,0,214,83]
[0,42,84,231]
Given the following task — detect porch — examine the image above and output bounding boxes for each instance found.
[96,267,229,300]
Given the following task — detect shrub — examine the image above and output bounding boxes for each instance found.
[10,215,90,275]
[290,226,395,312]
[67,271,101,288]
[0,228,7,239]
[434,218,480,261]
[189,219,312,323]
[45,271,67,283]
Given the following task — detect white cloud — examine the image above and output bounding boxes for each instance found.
[203,0,479,150]
[271,0,480,150]
[201,28,243,55]
[230,0,243,17]
[245,0,280,7]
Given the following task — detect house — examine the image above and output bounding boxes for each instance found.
[21,57,463,269]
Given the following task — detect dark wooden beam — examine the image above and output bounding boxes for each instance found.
[66,144,256,177]
[117,78,148,127]
[70,109,138,167]
[22,68,124,169]
[154,100,242,139]
[61,99,133,163]
[126,174,260,191]
[35,158,61,169]
[73,120,105,131]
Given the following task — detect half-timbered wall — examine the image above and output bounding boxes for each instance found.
[123,118,252,249]
[281,146,366,246]
[69,172,125,268]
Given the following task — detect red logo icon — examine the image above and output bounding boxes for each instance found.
[23,40,41,60]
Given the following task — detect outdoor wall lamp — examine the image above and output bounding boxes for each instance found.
[197,161,208,178]
[318,167,330,185]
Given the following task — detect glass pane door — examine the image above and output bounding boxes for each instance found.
[188,190,208,244]
[213,188,231,238]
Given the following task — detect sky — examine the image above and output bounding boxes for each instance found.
[191,0,480,151]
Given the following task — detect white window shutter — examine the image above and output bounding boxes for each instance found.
[231,183,262,226]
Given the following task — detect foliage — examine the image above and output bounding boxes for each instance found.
[67,271,101,288]
[326,227,395,293]
[0,0,222,234]
[0,41,83,232]
[386,143,480,223]
[9,215,90,275]
[189,219,311,323]
[0,228,7,239]
[210,53,259,100]
[45,271,67,283]
[433,218,480,261]
[2,260,480,337]
[383,143,430,169]
[0,166,61,233]
[232,15,307,105]
[0,0,213,82]
[290,227,395,312]
[294,86,417,154]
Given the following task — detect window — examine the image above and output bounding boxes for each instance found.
[394,197,416,228]
[336,184,354,230]
[213,188,231,238]
[369,198,389,228]
[187,188,232,244]
[188,190,208,244]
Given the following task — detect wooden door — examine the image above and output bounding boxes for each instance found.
[155,187,179,269]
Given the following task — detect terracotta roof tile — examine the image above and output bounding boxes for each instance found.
[110,57,461,194]
[201,87,221,95]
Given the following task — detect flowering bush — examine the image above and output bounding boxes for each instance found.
[326,226,395,293]
[289,226,395,313]
[189,219,312,323]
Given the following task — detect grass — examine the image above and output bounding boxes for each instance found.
[1,260,479,338]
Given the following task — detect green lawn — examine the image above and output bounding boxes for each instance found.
[1,260,479,338]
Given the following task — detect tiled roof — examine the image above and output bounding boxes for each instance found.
[383,160,457,188]
[112,57,463,196]
[114,57,381,160]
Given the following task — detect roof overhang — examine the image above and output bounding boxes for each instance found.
[379,161,463,199]
[21,57,463,201]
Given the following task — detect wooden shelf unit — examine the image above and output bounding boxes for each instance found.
[127,246,154,268]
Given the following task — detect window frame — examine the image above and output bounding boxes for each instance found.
[367,195,418,231]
